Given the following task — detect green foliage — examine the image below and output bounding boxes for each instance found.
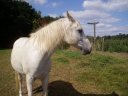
[56,50,81,59]
[0,0,43,48]
[0,0,57,49]
[54,57,69,65]
[95,34,128,52]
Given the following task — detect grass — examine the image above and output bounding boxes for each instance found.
[0,49,128,96]
[0,49,16,96]
[76,52,128,95]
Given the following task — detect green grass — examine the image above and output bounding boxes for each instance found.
[56,50,81,59]
[0,49,128,96]
[74,52,128,96]
[54,57,69,65]
[0,49,16,96]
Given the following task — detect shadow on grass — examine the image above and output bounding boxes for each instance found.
[33,80,119,96]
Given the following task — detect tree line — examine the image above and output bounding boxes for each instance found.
[0,0,57,49]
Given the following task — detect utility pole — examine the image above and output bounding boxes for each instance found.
[87,22,99,51]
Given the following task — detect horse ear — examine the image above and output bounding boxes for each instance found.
[67,11,75,22]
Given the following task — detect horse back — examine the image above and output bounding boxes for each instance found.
[13,37,29,48]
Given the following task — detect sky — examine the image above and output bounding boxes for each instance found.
[25,0,128,36]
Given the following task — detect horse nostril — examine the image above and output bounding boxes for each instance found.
[88,50,91,54]
[82,49,91,55]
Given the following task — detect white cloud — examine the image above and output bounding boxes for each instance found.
[62,0,128,36]
[34,0,47,4]
[83,23,125,36]
[97,24,118,36]
[84,23,128,36]
[83,0,128,12]
[49,14,58,18]
[51,2,59,7]
[83,0,105,11]
[65,10,124,36]
[45,2,61,8]
[69,10,119,24]
[25,0,47,5]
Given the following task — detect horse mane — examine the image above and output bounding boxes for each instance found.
[29,18,69,52]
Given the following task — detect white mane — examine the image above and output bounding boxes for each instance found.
[30,18,70,52]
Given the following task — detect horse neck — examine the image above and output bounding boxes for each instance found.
[30,19,67,53]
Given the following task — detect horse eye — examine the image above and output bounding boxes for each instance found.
[78,29,83,35]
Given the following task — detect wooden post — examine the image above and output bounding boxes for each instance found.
[87,22,99,52]
[102,37,104,51]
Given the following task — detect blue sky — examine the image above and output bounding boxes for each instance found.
[26,0,128,36]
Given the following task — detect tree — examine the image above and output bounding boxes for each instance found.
[0,0,42,48]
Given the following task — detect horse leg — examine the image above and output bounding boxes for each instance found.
[18,73,23,96]
[41,75,49,96]
[26,74,34,96]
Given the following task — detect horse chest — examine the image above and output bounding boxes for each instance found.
[23,51,52,78]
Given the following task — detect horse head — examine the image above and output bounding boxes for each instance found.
[64,11,92,55]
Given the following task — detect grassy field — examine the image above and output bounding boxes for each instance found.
[0,49,128,96]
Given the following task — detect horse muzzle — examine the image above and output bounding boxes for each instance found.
[77,38,92,55]
[81,47,92,55]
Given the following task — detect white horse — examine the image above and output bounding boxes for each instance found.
[11,12,92,96]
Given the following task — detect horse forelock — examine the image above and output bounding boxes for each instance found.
[29,18,69,52]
